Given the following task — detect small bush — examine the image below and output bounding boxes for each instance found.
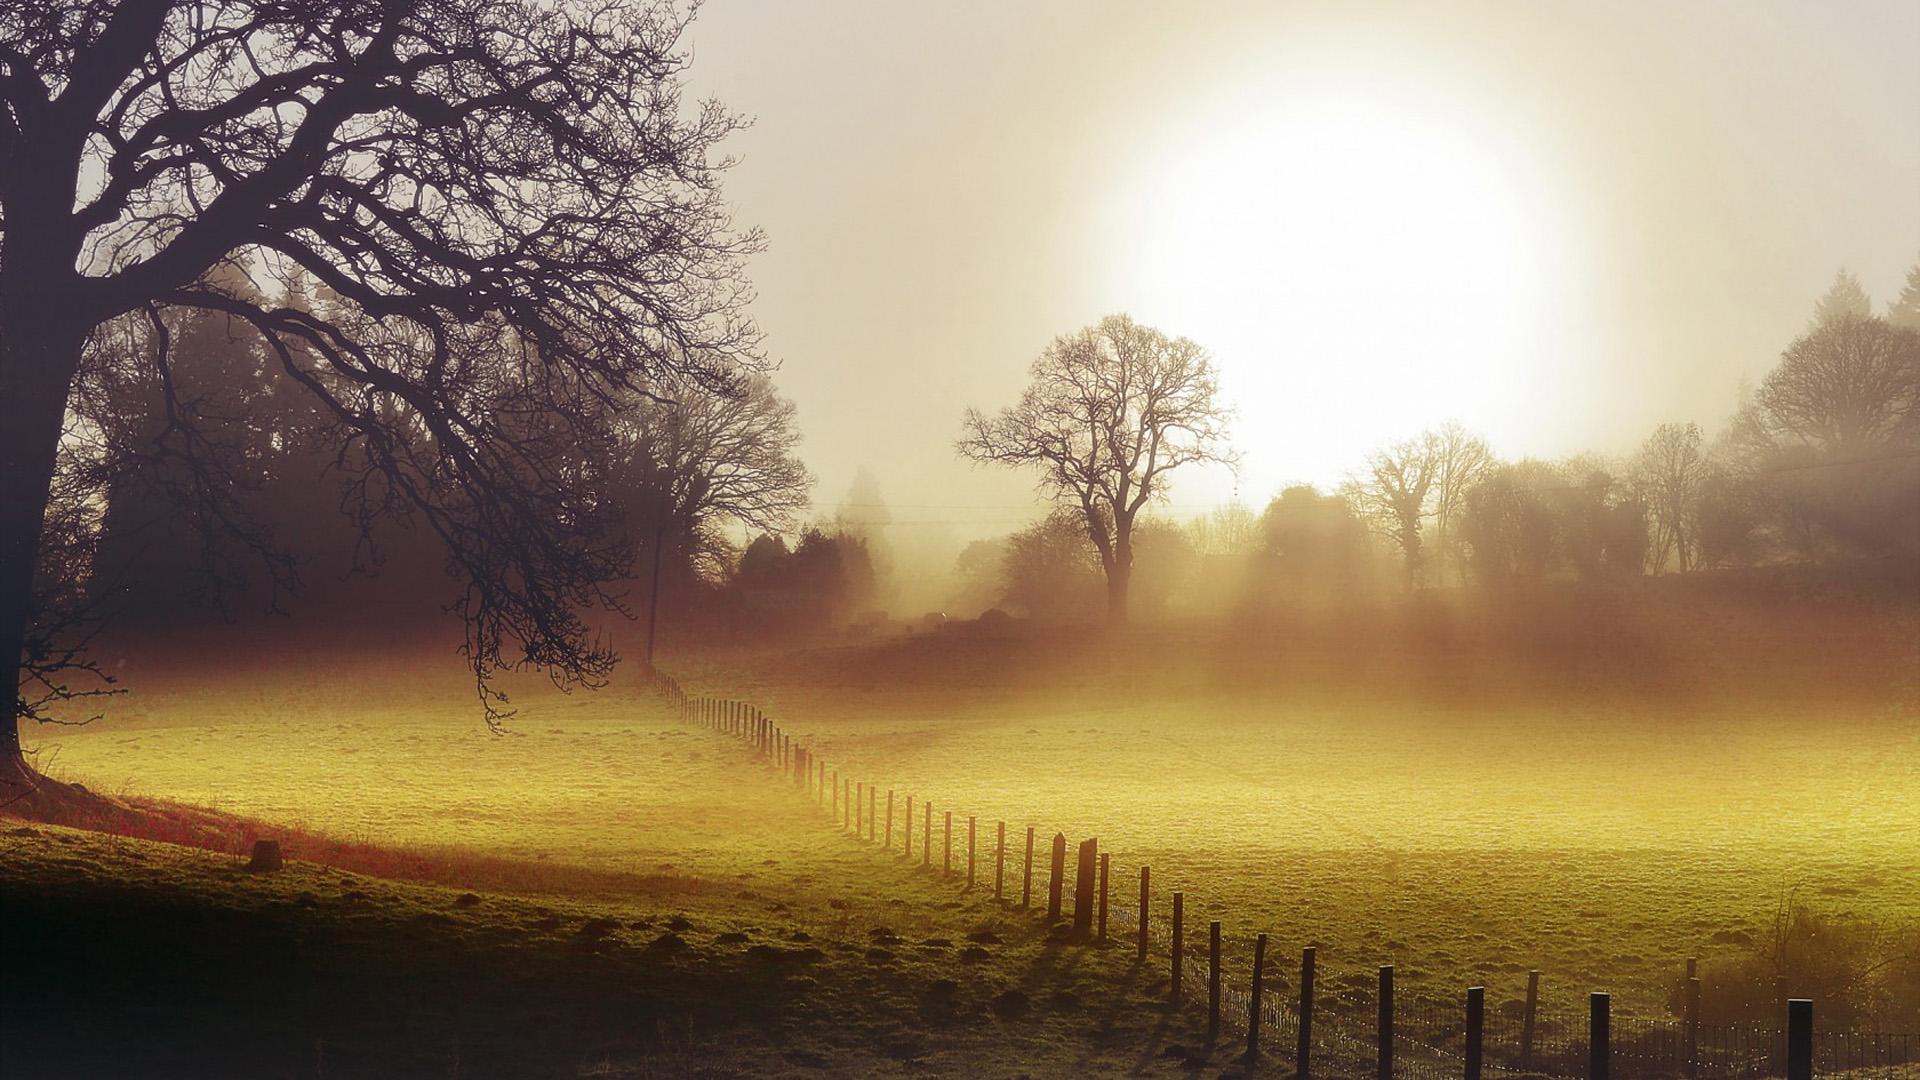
[1676,896,1920,1028]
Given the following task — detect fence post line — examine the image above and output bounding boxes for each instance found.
[1685,976,1701,1080]
[1247,932,1268,1063]
[967,816,976,887]
[1466,985,1485,1080]
[1209,922,1223,1042]
[1137,866,1150,960]
[1072,839,1096,937]
[922,802,931,866]
[1378,965,1394,1080]
[1297,945,1316,1079]
[1097,852,1110,942]
[1046,832,1066,919]
[994,820,1005,900]
[1170,892,1185,1008]
[1522,969,1540,1070]
[1788,999,1812,1080]
[1590,992,1611,1080]
[1022,826,1034,908]
[943,811,953,875]
[905,795,913,856]
[885,790,894,849]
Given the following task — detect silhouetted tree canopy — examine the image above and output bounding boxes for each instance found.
[2,0,764,784]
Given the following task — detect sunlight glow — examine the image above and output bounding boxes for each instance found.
[1107,83,1569,495]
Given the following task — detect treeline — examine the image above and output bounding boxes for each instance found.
[48,266,828,643]
[950,267,1920,622]
[47,261,1920,644]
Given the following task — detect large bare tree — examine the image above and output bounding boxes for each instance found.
[958,314,1233,622]
[0,1,762,799]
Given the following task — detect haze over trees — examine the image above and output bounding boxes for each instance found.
[958,314,1235,622]
[1,0,763,795]
[941,262,1918,622]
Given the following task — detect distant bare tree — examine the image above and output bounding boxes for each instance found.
[1633,422,1708,573]
[612,375,810,584]
[1349,437,1435,586]
[1751,317,1919,457]
[1,1,762,798]
[1183,500,1260,558]
[958,314,1234,622]
[1425,422,1496,585]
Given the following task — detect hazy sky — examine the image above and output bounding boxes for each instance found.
[684,0,1920,550]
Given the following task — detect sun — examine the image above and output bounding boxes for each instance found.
[1104,84,1566,494]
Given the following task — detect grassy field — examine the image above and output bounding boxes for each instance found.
[12,583,1920,1075]
[667,590,1920,1021]
[7,679,1215,1079]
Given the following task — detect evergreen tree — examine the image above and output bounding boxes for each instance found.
[1811,268,1873,327]
[1888,256,1920,332]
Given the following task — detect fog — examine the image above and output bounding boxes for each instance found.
[684,0,1920,577]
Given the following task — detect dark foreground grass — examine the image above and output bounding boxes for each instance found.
[1,815,1223,1079]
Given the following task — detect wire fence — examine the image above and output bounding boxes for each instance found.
[653,677,1919,1080]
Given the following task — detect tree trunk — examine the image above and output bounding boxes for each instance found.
[0,306,87,798]
[1106,535,1132,624]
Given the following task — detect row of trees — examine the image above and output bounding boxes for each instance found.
[44,266,820,638]
[953,267,1919,623]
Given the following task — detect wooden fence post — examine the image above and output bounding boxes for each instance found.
[868,785,876,841]
[922,802,931,866]
[1590,992,1610,1080]
[831,770,838,822]
[1047,832,1066,919]
[1787,999,1812,1080]
[1097,853,1110,942]
[1685,976,1701,1080]
[1171,892,1185,1007]
[885,790,894,849]
[1137,866,1150,960]
[905,795,913,856]
[1522,969,1540,1070]
[968,816,976,887]
[1248,932,1267,1063]
[1072,838,1096,937]
[1297,945,1316,1079]
[943,811,952,875]
[855,781,862,835]
[1209,922,1223,1041]
[994,821,1005,900]
[1467,985,1485,1080]
[1022,826,1034,908]
[1378,965,1393,1080]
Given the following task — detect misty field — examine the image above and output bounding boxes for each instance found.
[27,591,1919,1034]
